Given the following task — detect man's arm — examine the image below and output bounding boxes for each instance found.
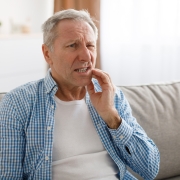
[109,90,160,179]
[0,94,25,179]
[87,68,160,179]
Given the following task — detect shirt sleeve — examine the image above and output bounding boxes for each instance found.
[107,87,160,180]
[0,93,25,179]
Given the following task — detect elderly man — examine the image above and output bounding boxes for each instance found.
[0,9,159,180]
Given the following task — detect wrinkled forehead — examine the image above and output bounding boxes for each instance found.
[56,19,96,41]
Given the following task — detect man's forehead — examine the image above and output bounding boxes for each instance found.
[57,19,88,28]
[56,19,95,38]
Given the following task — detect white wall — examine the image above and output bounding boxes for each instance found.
[0,0,54,34]
[0,0,54,92]
[101,0,180,86]
[0,35,46,92]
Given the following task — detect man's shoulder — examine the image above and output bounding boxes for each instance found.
[3,78,45,106]
[0,78,47,129]
[12,78,44,93]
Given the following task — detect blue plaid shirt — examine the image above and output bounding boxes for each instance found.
[0,70,160,180]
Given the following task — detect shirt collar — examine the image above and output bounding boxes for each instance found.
[44,69,58,95]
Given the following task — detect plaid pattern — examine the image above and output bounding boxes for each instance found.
[0,70,160,180]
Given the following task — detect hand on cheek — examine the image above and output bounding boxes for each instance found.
[87,69,122,129]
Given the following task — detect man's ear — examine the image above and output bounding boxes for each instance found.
[42,44,53,65]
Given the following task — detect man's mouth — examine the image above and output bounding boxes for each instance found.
[75,67,88,73]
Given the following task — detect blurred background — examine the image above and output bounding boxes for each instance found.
[0,0,180,92]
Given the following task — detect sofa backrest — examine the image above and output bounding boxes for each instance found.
[119,82,180,179]
[0,93,6,102]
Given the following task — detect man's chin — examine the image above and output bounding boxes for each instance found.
[78,77,92,87]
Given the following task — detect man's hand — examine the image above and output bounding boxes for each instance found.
[87,69,122,129]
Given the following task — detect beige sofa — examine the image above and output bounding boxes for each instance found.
[1,82,180,179]
[119,82,180,180]
[0,93,5,101]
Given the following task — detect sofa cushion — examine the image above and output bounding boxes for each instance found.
[119,82,180,179]
[164,176,180,180]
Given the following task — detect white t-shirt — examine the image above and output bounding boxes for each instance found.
[52,96,119,180]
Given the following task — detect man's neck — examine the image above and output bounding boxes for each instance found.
[55,86,86,101]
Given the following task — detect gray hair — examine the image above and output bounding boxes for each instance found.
[42,9,98,51]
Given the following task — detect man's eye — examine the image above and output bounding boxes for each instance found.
[69,43,76,48]
[87,44,95,49]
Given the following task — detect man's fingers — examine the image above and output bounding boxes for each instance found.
[87,81,95,95]
[103,72,116,92]
[92,69,115,92]
[92,69,110,84]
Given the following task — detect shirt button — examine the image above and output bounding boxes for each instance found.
[45,156,49,160]
[113,135,116,139]
[47,126,51,131]
[51,105,54,109]
[119,135,124,140]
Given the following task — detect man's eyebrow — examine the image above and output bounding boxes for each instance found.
[87,40,96,44]
[65,39,78,44]
[65,39,96,45]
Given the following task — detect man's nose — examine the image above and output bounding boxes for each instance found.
[79,46,91,62]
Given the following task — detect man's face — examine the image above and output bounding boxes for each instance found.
[44,19,97,89]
